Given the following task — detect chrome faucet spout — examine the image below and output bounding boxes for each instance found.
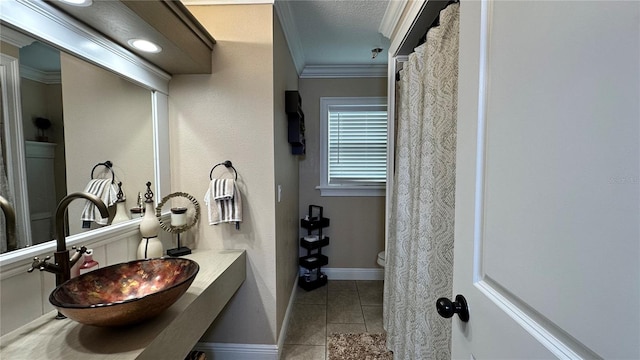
[0,195,17,251]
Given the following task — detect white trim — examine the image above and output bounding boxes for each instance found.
[389,0,426,56]
[379,0,409,39]
[19,65,61,84]
[322,267,384,281]
[182,0,274,4]
[193,343,278,360]
[0,53,32,248]
[1,0,170,94]
[274,0,305,75]
[300,64,387,78]
[277,271,299,357]
[152,92,171,201]
[316,185,385,197]
[0,219,142,280]
[0,25,36,48]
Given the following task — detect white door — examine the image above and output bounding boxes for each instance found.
[451,1,639,359]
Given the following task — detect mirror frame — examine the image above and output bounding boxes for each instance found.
[0,0,171,270]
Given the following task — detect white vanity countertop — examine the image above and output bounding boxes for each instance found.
[0,249,246,359]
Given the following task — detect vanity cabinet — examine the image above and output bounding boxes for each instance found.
[299,205,329,291]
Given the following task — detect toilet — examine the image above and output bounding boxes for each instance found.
[377,251,386,268]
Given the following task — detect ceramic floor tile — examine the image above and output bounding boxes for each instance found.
[327,289,360,307]
[281,345,326,360]
[362,305,384,333]
[356,280,384,306]
[326,322,367,335]
[327,280,357,292]
[285,303,327,345]
[327,303,365,324]
[295,284,327,305]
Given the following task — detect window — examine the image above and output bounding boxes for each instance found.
[318,97,388,196]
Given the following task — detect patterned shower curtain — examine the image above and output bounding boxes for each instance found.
[383,3,459,359]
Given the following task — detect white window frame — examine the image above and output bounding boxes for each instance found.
[317,97,388,197]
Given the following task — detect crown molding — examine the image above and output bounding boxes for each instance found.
[300,64,387,79]
[0,25,36,48]
[379,0,408,39]
[1,0,170,93]
[181,0,274,4]
[274,0,305,75]
[20,65,61,84]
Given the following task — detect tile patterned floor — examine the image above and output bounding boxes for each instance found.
[281,280,384,360]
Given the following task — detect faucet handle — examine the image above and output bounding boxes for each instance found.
[27,256,51,273]
[72,245,88,254]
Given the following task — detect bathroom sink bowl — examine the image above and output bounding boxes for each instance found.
[49,257,199,327]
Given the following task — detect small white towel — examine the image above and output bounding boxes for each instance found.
[212,178,235,200]
[81,179,118,227]
[204,179,242,226]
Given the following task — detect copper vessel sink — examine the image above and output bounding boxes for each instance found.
[49,258,199,327]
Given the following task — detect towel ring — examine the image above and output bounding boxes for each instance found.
[209,160,238,180]
[90,161,115,183]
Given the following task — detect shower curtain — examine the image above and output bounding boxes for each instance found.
[383,3,459,359]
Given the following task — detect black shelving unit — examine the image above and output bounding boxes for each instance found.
[299,205,329,291]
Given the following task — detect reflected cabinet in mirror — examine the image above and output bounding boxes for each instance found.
[0,26,156,254]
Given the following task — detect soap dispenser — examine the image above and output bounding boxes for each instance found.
[137,181,163,258]
[79,249,99,275]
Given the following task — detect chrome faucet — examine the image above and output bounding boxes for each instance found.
[28,192,109,287]
[0,195,17,252]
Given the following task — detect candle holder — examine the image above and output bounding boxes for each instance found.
[155,192,200,257]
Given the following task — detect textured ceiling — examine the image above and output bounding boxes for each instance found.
[287,0,390,67]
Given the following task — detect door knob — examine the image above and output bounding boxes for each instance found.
[436,294,469,322]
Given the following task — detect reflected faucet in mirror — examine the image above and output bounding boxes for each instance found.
[0,195,17,251]
[28,192,109,318]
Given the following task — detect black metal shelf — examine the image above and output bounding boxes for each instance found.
[300,236,330,250]
[298,205,329,291]
[299,254,328,270]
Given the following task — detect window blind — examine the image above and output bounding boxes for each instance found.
[328,105,387,185]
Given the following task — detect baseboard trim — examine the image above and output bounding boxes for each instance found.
[193,342,278,360]
[276,271,299,358]
[316,267,384,281]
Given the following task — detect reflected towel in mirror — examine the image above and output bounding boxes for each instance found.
[81,179,118,227]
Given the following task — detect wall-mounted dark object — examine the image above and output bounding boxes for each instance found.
[285,90,305,155]
[299,205,329,291]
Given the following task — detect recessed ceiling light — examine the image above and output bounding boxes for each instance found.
[58,0,93,7]
[127,39,162,54]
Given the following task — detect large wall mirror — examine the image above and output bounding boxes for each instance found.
[0,1,171,261]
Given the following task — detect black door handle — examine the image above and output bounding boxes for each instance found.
[436,294,469,322]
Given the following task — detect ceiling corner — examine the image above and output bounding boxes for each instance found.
[379,0,409,39]
[274,0,305,75]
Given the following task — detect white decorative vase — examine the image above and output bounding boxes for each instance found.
[112,201,130,224]
[138,200,162,258]
[137,236,163,259]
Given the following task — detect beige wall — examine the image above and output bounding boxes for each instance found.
[273,12,300,339]
[299,78,387,268]
[20,78,66,204]
[61,53,154,234]
[171,4,298,346]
